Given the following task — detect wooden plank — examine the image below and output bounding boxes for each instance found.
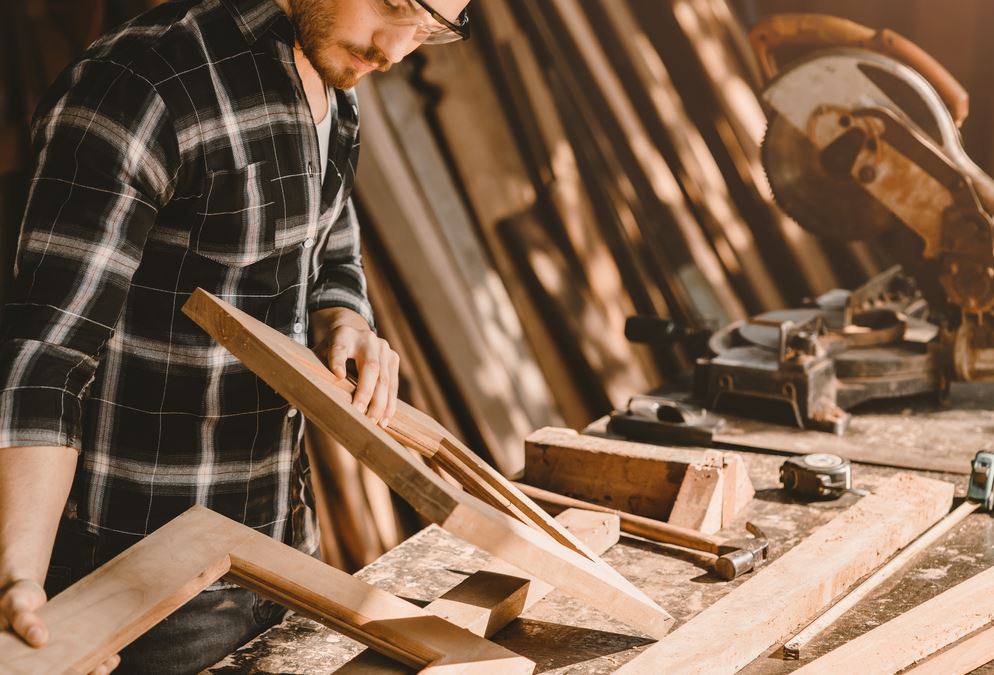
[667,462,725,534]
[615,473,954,674]
[338,508,621,673]
[590,0,785,313]
[784,500,980,659]
[1,507,534,674]
[525,427,709,520]
[500,210,649,411]
[795,566,994,674]
[365,69,561,434]
[475,0,663,382]
[906,624,994,675]
[182,289,675,639]
[0,508,243,674]
[226,523,533,673]
[417,39,596,428]
[541,0,747,324]
[354,78,536,476]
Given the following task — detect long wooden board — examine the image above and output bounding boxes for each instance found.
[181,289,674,639]
[0,507,533,674]
[614,473,953,674]
[906,624,994,675]
[795,566,994,674]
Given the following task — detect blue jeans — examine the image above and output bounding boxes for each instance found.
[46,518,288,674]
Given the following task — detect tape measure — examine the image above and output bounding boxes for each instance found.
[780,453,854,500]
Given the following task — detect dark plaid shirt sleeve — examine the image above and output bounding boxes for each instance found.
[307,195,375,330]
[0,59,179,450]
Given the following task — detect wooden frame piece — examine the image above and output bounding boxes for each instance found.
[906,624,994,675]
[338,508,622,673]
[615,473,953,674]
[0,507,533,674]
[181,289,674,639]
[796,565,994,674]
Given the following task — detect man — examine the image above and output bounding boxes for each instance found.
[0,0,470,672]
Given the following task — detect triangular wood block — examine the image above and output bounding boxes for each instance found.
[721,453,755,528]
[668,463,724,534]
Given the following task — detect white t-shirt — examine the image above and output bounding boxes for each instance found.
[315,87,334,184]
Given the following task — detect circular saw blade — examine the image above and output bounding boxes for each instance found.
[762,112,901,241]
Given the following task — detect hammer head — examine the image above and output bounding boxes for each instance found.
[714,523,769,580]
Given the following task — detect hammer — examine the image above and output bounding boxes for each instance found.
[513,483,770,580]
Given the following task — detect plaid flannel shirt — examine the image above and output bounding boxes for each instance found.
[0,0,374,554]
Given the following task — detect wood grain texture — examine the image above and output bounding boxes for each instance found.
[181,289,674,639]
[905,624,994,675]
[795,566,994,674]
[1,507,534,674]
[614,473,953,674]
[226,523,533,674]
[525,427,706,520]
[0,508,241,674]
[667,463,724,534]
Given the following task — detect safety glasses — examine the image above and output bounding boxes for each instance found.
[368,0,470,44]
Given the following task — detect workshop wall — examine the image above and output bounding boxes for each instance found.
[0,0,987,568]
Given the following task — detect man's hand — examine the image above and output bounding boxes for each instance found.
[311,307,400,428]
[0,578,120,674]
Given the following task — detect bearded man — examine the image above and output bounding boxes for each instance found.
[0,1,470,672]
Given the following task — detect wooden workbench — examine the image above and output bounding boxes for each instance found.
[209,384,994,673]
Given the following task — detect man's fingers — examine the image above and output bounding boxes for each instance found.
[352,340,381,415]
[327,343,350,379]
[1,581,48,648]
[383,350,400,427]
[91,653,121,675]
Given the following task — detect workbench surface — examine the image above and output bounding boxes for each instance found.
[210,384,994,674]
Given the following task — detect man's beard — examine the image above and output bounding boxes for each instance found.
[287,0,391,89]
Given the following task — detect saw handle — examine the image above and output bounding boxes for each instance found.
[750,14,969,126]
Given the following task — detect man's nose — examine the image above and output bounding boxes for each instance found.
[371,24,420,65]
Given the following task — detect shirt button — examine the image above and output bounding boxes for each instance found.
[303,237,315,249]
[287,407,298,418]
[293,321,304,334]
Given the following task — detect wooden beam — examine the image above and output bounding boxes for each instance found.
[182,289,675,639]
[525,426,714,520]
[337,508,620,673]
[784,500,980,659]
[354,77,542,477]
[615,473,953,674]
[905,624,994,675]
[795,566,994,674]
[0,507,534,674]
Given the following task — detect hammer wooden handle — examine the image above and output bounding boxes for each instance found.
[512,482,722,555]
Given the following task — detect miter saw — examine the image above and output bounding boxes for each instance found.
[752,13,994,384]
[613,15,993,442]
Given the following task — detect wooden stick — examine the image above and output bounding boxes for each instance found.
[182,289,675,639]
[783,500,979,659]
[905,624,994,675]
[615,473,953,674]
[795,566,994,674]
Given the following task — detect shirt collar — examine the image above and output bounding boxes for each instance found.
[220,0,294,46]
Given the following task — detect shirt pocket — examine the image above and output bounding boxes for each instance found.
[192,161,276,267]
